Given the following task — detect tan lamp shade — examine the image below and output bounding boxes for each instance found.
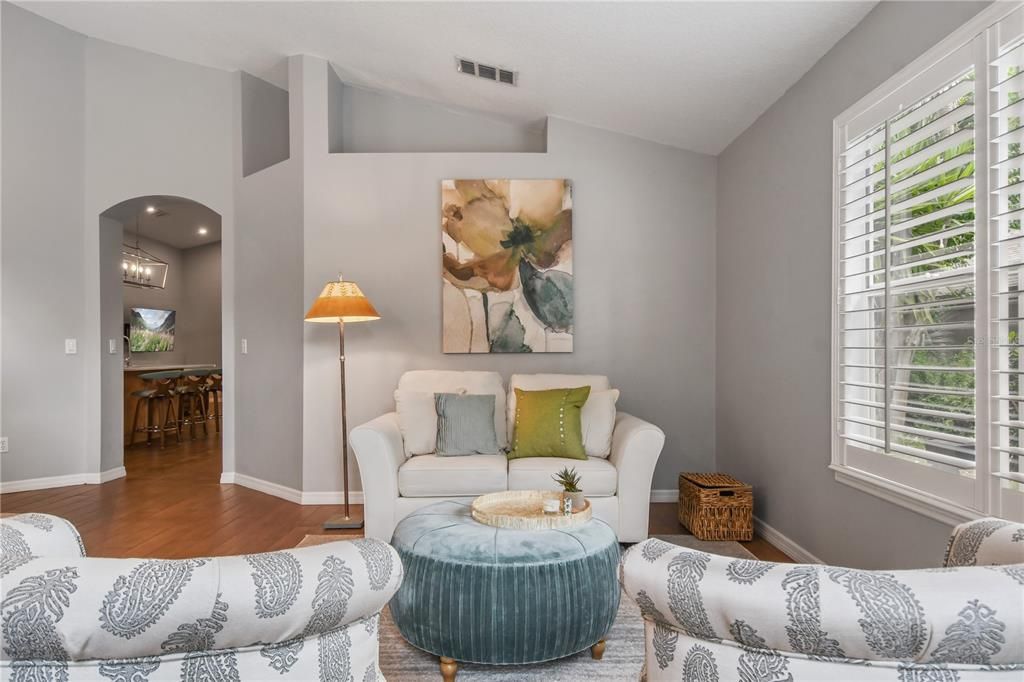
[304,278,380,323]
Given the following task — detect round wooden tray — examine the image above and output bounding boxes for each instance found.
[471,490,592,530]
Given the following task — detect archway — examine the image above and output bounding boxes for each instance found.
[98,195,225,482]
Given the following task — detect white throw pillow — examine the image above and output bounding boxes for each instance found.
[394,390,438,456]
[581,389,619,457]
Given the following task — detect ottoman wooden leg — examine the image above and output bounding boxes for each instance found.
[439,656,457,681]
[591,639,606,660]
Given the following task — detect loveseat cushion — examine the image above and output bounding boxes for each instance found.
[507,456,617,497]
[398,454,508,497]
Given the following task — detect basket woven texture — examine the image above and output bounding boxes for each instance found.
[677,472,753,541]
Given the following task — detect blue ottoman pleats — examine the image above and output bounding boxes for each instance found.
[389,501,621,665]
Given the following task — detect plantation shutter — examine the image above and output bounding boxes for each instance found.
[837,46,978,507]
[990,8,1024,518]
[835,4,1024,522]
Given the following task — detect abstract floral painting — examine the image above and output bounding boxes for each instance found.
[442,179,573,353]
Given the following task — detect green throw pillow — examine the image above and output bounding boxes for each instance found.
[508,386,591,460]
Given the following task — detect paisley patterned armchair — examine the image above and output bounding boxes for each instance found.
[622,517,1024,681]
[0,513,402,681]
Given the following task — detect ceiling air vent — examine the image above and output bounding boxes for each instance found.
[455,57,517,86]
[477,64,497,81]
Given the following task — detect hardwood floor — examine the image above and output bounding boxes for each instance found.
[1,431,791,562]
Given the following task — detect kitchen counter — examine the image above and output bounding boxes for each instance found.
[124,363,217,372]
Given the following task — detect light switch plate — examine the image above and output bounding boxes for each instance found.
[0,437,8,454]
[241,339,248,355]
[65,338,78,354]
[108,339,118,354]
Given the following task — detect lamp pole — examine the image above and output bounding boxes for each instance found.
[324,319,362,529]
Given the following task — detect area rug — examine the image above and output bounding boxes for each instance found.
[297,533,756,680]
[652,534,756,560]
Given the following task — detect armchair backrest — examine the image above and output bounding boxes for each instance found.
[1,513,85,577]
[1,514,402,670]
[943,517,1024,567]
[622,537,1024,672]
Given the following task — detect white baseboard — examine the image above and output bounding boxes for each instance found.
[650,488,677,503]
[754,516,822,564]
[98,466,127,483]
[220,471,367,506]
[1,466,126,494]
[219,471,303,504]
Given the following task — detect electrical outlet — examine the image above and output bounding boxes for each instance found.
[109,339,118,354]
[64,338,77,354]
[0,437,8,454]
[241,339,248,355]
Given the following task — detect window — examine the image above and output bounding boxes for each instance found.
[833,3,1024,523]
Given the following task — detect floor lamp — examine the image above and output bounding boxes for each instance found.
[305,275,380,530]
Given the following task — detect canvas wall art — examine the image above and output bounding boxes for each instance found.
[442,179,573,353]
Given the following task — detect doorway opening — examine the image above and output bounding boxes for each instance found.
[99,195,224,484]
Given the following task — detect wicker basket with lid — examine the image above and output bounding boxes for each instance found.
[677,472,753,541]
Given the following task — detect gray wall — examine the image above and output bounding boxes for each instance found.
[233,157,303,489]
[241,71,289,177]
[231,58,306,490]
[716,1,990,568]
[82,31,235,479]
[99,216,124,472]
[1,4,236,485]
[179,242,222,366]
[1,4,87,480]
[329,69,546,154]
[300,56,717,494]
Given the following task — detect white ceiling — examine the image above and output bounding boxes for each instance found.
[18,1,876,155]
[104,196,222,250]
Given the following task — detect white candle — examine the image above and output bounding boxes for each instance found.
[543,498,560,514]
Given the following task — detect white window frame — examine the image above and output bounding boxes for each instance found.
[832,1,1024,526]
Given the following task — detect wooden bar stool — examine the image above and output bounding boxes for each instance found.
[177,372,209,439]
[202,369,223,433]
[128,370,182,448]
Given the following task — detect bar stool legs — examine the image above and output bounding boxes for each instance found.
[127,374,181,449]
[129,396,145,447]
[178,374,210,439]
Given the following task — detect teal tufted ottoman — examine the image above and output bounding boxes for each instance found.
[389,500,621,679]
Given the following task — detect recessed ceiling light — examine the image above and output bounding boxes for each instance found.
[197,227,208,235]
[145,205,156,214]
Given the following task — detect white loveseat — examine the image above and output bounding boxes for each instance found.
[0,513,402,681]
[350,370,665,542]
[621,517,1024,681]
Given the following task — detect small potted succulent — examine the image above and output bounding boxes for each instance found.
[553,466,585,512]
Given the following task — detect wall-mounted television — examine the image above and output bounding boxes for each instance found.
[130,308,176,352]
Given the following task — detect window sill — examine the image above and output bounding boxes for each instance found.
[829,463,982,527]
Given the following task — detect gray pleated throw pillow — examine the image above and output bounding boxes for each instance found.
[435,393,499,455]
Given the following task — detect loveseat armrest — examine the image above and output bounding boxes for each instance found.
[0,513,86,560]
[609,412,665,542]
[350,412,405,541]
[943,517,1024,567]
